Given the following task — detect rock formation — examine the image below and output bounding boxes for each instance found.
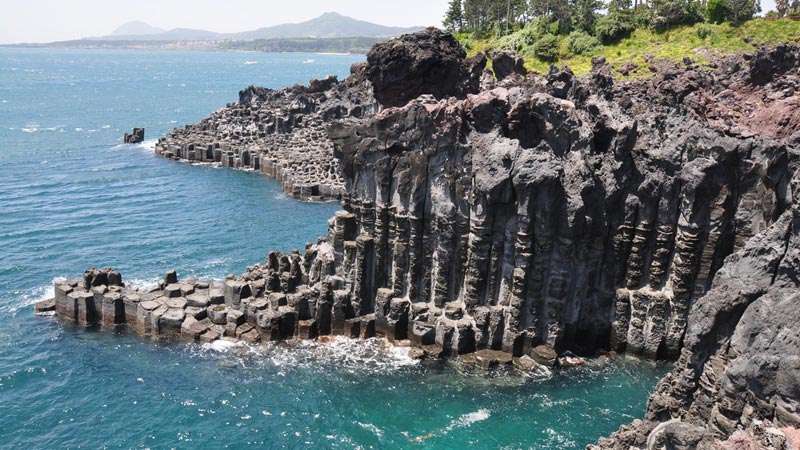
[155,69,378,201]
[364,27,485,107]
[123,127,144,144]
[40,29,800,448]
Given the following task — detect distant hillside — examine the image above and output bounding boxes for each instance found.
[96,27,221,41]
[111,21,165,36]
[230,12,422,39]
[7,36,382,54]
[221,36,382,54]
[86,12,422,42]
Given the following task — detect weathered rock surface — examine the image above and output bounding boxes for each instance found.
[365,27,486,107]
[41,29,800,449]
[155,69,378,201]
[592,206,800,448]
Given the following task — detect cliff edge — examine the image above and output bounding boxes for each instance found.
[39,29,800,449]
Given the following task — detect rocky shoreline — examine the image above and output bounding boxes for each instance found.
[154,70,378,201]
[37,28,800,449]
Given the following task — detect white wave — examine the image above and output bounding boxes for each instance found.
[357,422,383,439]
[268,337,420,372]
[124,275,161,291]
[101,124,111,129]
[415,408,491,443]
[21,127,37,133]
[10,277,64,316]
[444,409,491,432]
[202,340,245,352]
[1,100,8,103]
[115,139,158,152]
[74,127,83,132]
[385,344,422,367]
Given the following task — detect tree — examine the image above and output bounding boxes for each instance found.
[776,0,789,17]
[648,0,704,30]
[707,0,761,23]
[726,0,761,23]
[463,0,497,36]
[574,0,603,33]
[444,0,465,33]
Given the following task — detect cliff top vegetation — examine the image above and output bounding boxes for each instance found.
[444,0,800,76]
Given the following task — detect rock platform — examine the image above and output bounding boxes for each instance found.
[154,70,378,201]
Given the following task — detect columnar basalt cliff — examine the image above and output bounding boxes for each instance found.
[39,28,800,448]
[155,66,378,200]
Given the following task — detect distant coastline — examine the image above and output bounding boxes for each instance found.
[2,36,383,55]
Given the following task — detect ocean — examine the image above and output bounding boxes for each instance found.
[0,47,667,449]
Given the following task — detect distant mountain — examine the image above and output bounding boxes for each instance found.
[86,12,423,42]
[230,12,422,40]
[97,26,220,42]
[111,21,165,36]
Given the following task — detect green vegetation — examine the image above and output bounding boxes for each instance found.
[444,0,800,77]
[458,18,800,77]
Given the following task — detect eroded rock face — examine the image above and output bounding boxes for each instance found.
[365,27,486,107]
[43,29,800,448]
[593,206,800,449]
[327,56,796,359]
[155,68,378,200]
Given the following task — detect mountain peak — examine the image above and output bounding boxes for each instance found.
[95,13,422,42]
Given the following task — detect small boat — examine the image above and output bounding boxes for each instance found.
[302,58,315,64]
[244,60,258,65]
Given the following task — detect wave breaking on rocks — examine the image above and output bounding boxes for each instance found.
[37,27,800,448]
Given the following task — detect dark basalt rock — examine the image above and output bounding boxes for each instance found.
[593,206,800,449]
[123,128,144,144]
[41,29,800,449]
[155,64,379,201]
[490,50,527,81]
[750,44,799,85]
[365,27,485,107]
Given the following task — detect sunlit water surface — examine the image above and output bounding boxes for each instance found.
[0,47,667,449]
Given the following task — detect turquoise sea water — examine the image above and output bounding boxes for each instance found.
[0,47,668,449]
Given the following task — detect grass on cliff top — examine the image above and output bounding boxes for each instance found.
[460,18,800,78]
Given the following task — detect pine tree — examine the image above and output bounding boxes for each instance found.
[444,0,465,33]
[574,0,603,33]
[725,0,760,22]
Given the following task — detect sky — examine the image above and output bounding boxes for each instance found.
[0,0,451,44]
[0,0,779,44]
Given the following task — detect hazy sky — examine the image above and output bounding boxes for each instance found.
[0,0,779,44]
[0,0,451,44]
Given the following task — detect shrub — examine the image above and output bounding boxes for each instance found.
[495,18,547,53]
[595,11,636,43]
[496,27,537,52]
[566,31,602,55]
[695,23,716,39]
[533,34,560,61]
